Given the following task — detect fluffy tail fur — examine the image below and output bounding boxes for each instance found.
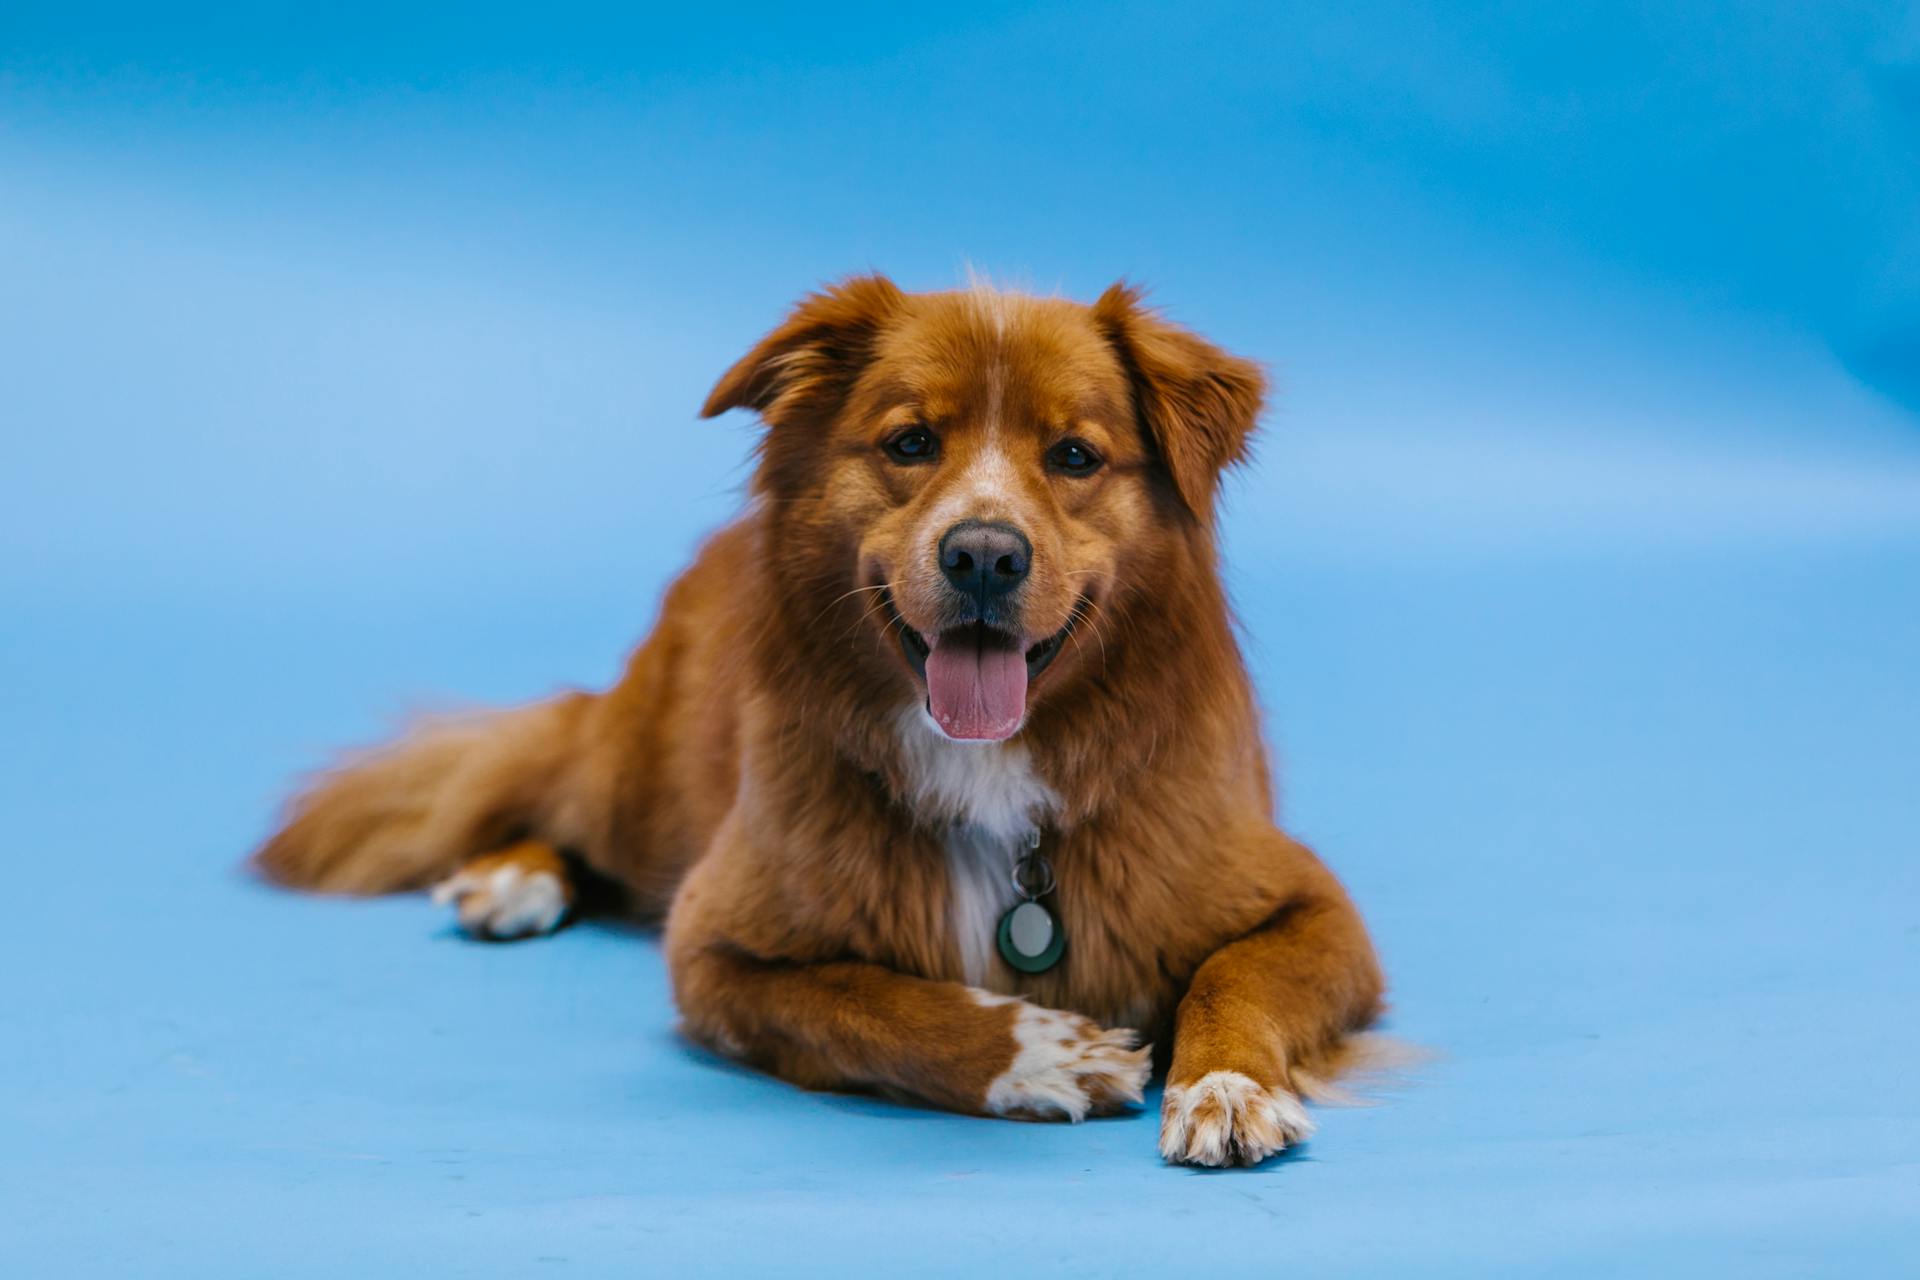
[252,694,590,895]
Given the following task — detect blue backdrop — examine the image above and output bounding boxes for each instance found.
[4,4,1918,1275]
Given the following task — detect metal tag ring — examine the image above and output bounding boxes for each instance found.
[1011,853,1055,899]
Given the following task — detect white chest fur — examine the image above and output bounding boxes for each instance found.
[893,705,1060,986]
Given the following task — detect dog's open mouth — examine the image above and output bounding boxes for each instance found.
[885,594,1074,742]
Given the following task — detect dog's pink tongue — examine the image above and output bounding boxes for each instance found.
[925,633,1028,741]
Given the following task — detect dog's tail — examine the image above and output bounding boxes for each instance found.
[251,694,592,895]
[1293,1031,1433,1107]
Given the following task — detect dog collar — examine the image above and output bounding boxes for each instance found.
[997,827,1065,974]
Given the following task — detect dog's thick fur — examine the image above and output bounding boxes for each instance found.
[255,276,1384,1166]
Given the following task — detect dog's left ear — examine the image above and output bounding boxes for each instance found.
[1094,283,1266,522]
[701,274,906,425]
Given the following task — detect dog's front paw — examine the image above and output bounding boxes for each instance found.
[431,845,572,940]
[1159,1070,1314,1166]
[976,996,1150,1122]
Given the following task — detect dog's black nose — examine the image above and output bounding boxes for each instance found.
[939,521,1031,599]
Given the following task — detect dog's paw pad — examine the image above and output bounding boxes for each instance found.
[979,998,1150,1122]
[1159,1070,1313,1166]
[431,861,569,940]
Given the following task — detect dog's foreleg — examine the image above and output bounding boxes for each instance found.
[1160,833,1384,1166]
[671,943,1149,1121]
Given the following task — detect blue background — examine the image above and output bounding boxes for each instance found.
[4,3,1918,1274]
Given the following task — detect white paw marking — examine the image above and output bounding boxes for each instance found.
[975,992,1150,1122]
[1159,1070,1314,1167]
[431,864,568,939]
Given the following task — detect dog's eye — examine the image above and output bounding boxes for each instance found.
[1047,440,1103,475]
[885,429,939,463]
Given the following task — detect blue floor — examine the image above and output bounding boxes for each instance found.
[6,530,1918,1275]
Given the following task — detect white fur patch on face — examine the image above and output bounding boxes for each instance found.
[431,863,569,940]
[920,442,1025,538]
[1158,1070,1315,1167]
[964,445,1020,507]
[966,274,1017,340]
[895,705,1062,986]
[973,991,1150,1122]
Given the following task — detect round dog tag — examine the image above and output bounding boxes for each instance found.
[997,900,1065,974]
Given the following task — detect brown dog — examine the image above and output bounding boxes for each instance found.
[255,276,1385,1166]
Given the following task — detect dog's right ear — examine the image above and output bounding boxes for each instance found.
[701,274,906,424]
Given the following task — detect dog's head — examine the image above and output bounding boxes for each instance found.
[703,275,1264,743]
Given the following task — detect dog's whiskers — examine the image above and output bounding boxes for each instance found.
[839,582,904,642]
[1069,597,1112,671]
[812,582,890,627]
